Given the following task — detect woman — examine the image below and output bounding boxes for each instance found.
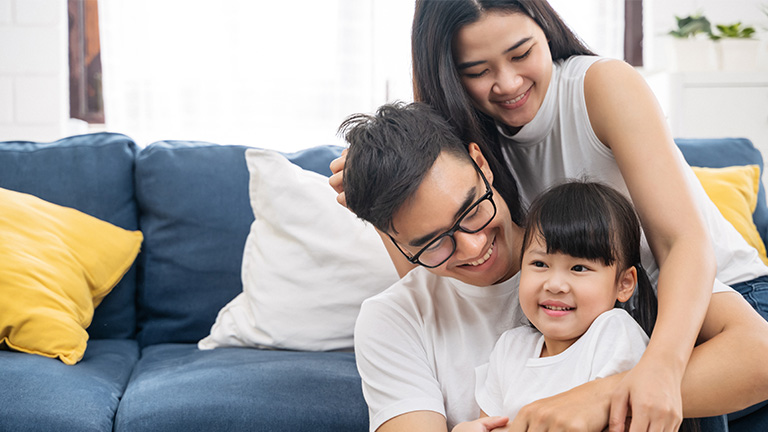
[330,1,768,430]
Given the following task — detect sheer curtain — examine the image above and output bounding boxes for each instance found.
[98,0,621,151]
[99,0,413,150]
[549,0,625,59]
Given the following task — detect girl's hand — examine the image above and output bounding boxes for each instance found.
[328,149,348,207]
[608,358,683,432]
[452,416,509,432]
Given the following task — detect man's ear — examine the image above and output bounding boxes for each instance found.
[616,266,637,303]
[467,143,494,184]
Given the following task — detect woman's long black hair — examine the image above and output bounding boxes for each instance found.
[411,0,595,225]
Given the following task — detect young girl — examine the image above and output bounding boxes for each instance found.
[455,181,697,432]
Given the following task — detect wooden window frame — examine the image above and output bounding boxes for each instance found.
[68,0,104,124]
[624,0,643,66]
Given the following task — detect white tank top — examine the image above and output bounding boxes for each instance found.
[499,55,768,292]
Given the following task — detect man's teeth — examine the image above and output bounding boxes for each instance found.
[543,305,573,311]
[468,243,493,266]
[503,93,525,104]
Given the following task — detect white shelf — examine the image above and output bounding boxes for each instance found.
[644,70,768,184]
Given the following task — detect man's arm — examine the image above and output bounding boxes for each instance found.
[376,411,448,432]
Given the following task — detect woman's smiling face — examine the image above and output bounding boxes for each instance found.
[453,11,553,132]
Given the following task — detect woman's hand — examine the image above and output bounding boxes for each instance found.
[608,357,683,432]
[452,416,509,432]
[505,375,619,432]
[328,148,348,207]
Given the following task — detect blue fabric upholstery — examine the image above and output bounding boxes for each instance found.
[134,142,346,348]
[676,137,768,246]
[282,144,345,176]
[115,344,368,432]
[0,133,139,339]
[0,340,139,432]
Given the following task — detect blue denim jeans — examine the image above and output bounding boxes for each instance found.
[731,275,768,322]
[724,275,768,431]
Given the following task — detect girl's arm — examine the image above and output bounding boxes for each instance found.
[452,414,509,432]
[584,58,715,430]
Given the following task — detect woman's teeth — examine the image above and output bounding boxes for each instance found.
[503,92,525,104]
[468,243,494,266]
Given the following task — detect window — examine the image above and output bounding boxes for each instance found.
[96,0,632,150]
[98,0,413,150]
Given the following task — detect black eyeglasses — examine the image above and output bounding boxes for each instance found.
[388,163,496,268]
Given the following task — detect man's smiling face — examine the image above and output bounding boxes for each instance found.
[389,145,523,286]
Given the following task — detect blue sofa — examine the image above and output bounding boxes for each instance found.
[0,133,765,431]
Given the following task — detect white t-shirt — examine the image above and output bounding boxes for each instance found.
[499,55,768,292]
[475,309,648,419]
[354,266,526,431]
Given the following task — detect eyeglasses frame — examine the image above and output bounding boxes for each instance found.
[387,161,496,269]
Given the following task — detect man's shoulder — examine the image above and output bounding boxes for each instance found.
[361,267,449,312]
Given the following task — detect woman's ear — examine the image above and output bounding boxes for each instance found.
[616,266,637,303]
[467,143,494,184]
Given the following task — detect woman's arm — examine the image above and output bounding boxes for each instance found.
[585,59,715,430]
[677,291,768,417]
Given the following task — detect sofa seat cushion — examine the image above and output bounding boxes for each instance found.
[0,133,140,340]
[0,339,139,432]
[115,344,367,432]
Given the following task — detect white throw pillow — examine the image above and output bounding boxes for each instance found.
[198,148,399,351]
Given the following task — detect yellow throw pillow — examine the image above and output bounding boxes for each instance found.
[691,165,768,265]
[0,187,143,365]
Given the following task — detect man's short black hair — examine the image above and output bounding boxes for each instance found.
[339,102,472,234]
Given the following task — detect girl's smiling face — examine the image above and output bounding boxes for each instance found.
[453,11,553,133]
[518,233,637,356]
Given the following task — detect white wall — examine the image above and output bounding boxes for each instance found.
[0,0,80,142]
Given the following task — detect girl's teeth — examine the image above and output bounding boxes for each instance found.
[468,243,494,266]
[543,305,572,311]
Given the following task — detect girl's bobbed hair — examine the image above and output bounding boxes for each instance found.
[522,181,657,336]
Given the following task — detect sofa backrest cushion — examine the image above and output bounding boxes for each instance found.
[676,137,768,247]
[134,141,344,347]
[0,133,140,339]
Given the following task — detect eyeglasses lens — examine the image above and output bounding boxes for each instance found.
[418,199,495,267]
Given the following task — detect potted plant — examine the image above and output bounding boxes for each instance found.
[667,13,718,72]
[711,21,760,71]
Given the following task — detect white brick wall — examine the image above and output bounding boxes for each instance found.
[0,0,67,141]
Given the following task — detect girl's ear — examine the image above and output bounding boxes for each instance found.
[616,266,637,303]
[467,142,494,184]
